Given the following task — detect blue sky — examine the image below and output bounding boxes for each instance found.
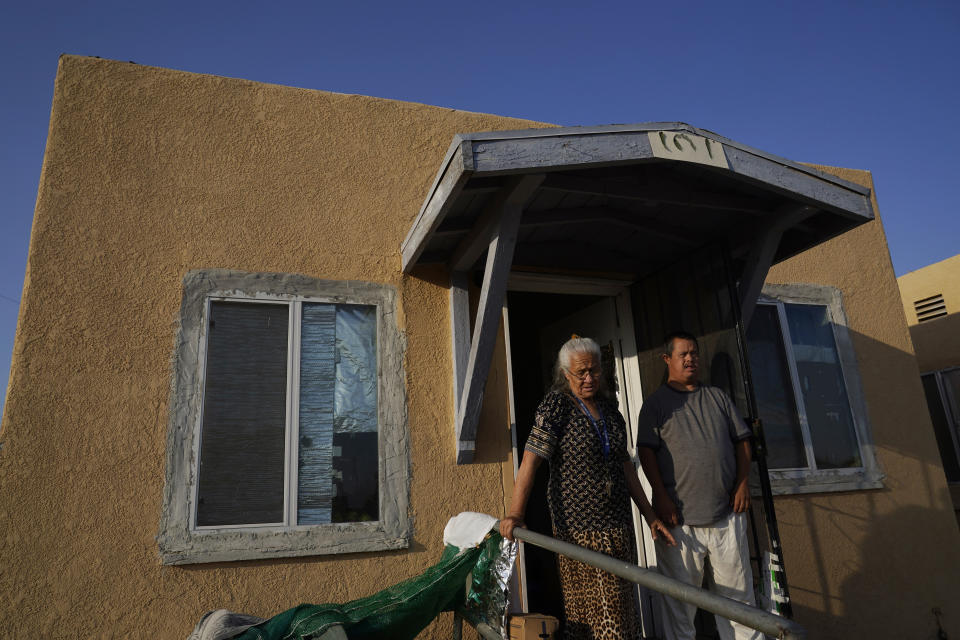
[1,0,958,411]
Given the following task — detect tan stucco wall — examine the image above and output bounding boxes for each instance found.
[897,254,960,372]
[4,55,960,639]
[765,167,960,638]
[0,56,539,638]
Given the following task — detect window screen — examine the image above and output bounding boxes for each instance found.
[197,302,289,526]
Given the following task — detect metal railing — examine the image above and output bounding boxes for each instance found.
[457,522,806,640]
[453,613,501,640]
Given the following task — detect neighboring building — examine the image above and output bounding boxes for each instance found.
[1,55,958,639]
[898,254,960,522]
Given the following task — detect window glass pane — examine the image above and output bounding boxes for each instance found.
[921,374,960,483]
[298,303,379,524]
[746,305,807,469]
[197,301,288,526]
[941,369,960,424]
[785,304,861,469]
[333,305,379,522]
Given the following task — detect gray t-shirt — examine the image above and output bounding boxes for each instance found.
[636,384,752,526]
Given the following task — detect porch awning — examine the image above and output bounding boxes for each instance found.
[401,123,876,462]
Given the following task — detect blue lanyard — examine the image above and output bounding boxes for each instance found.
[574,396,610,460]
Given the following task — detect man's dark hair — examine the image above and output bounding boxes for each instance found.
[663,330,699,356]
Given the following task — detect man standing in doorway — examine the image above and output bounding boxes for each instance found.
[636,331,759,640]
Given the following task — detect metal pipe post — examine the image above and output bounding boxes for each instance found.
[452,611,463,640]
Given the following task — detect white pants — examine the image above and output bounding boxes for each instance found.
[654,512,761,640]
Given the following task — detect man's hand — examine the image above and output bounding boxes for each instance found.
[653,491,681,527]
[731,439,752,513]
[499,515,525,541]
[730,479,751,513]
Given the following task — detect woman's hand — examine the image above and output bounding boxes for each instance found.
[500,515,525,541]
[649,519,677,546]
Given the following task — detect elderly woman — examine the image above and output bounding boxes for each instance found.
[500,336,675,640]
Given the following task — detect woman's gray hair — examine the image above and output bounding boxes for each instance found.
[550,336,602,393]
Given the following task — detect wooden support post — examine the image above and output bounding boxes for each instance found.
[450,270,470,415]
[738,204,816,327]
[454,174,544,463]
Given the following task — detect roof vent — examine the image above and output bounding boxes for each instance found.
[915,293,947,322]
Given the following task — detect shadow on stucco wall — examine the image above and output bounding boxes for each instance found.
[769,327,960,639]
[785,501,958,639]
[842,505,956,638]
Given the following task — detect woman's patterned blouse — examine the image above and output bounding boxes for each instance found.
[525,390,633,536]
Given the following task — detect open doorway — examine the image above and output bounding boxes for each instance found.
[506,291,604,622]
[505,287,654,629]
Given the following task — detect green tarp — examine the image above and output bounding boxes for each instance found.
[233,532,506,640]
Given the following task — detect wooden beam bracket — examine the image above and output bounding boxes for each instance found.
[452,174,544,463]
[738,204,817,326]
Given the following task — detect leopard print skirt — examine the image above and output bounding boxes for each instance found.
[556,526,639,640]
